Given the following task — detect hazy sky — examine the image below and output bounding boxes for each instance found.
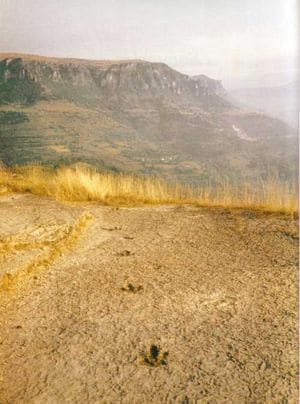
[0,0,298,88]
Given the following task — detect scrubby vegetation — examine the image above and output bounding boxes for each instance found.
[0,164,297,213]
[0,111,29,125]
[0,58,42,105]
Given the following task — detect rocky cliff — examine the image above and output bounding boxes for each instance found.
[192,74,226,97]
[0,54,228,108]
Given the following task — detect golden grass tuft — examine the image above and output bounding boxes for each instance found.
[0,164,298,213]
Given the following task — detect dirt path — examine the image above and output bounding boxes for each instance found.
[0,194,298,403]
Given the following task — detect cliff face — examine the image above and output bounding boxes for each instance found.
[0,54,228,108]
[192,75,227,97]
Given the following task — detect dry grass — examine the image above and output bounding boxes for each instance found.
[0,164,297,213]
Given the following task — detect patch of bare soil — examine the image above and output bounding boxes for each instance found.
[0,194,298,403]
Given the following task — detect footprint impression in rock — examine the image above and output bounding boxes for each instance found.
[141,344,169,367]
[117,250,134,257]
[121,283,143,293]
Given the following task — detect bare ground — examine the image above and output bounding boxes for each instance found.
[0,194,298,403]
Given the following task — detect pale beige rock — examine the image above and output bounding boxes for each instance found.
[0,194,298,403]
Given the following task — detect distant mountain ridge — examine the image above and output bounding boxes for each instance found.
[229,81,299,128]
[0,53,297,184]
[0,53,228,107]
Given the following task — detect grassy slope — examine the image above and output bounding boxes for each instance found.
[0,100,297,187]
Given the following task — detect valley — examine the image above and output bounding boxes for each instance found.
[0,53,297,185]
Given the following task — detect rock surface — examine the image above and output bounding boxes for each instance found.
[0,194,298,403]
